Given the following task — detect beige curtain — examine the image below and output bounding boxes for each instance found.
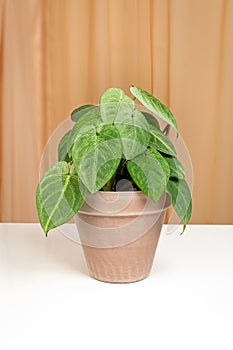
[0,0,233,223]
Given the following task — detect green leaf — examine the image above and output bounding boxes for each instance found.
[67,107,101,153]
[166,178,192,233]
[36,162,87,235]
[72,125,122,193]
[71,105,97,122]
[163,156,185,179]
[126,148,170,202]
[142,112,160,129]
[149,125,176,156]
[115,109,150,160]
[130,86,178,133]
[100,88,135,124]
[58,130,72,162]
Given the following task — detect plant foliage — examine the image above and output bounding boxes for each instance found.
[36,86,192,235]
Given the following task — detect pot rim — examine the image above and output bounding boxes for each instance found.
[78,191,171,216]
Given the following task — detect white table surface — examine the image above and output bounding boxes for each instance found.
[0,223,233,350]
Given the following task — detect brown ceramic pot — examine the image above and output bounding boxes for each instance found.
[75,191,171,283]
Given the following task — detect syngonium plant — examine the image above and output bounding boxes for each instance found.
[36,86,192,235]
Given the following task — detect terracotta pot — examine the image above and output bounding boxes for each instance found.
[75,191,171,283]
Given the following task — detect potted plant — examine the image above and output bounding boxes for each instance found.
[36,86,192,283]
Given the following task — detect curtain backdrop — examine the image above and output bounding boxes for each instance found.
[0,0,233,223]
